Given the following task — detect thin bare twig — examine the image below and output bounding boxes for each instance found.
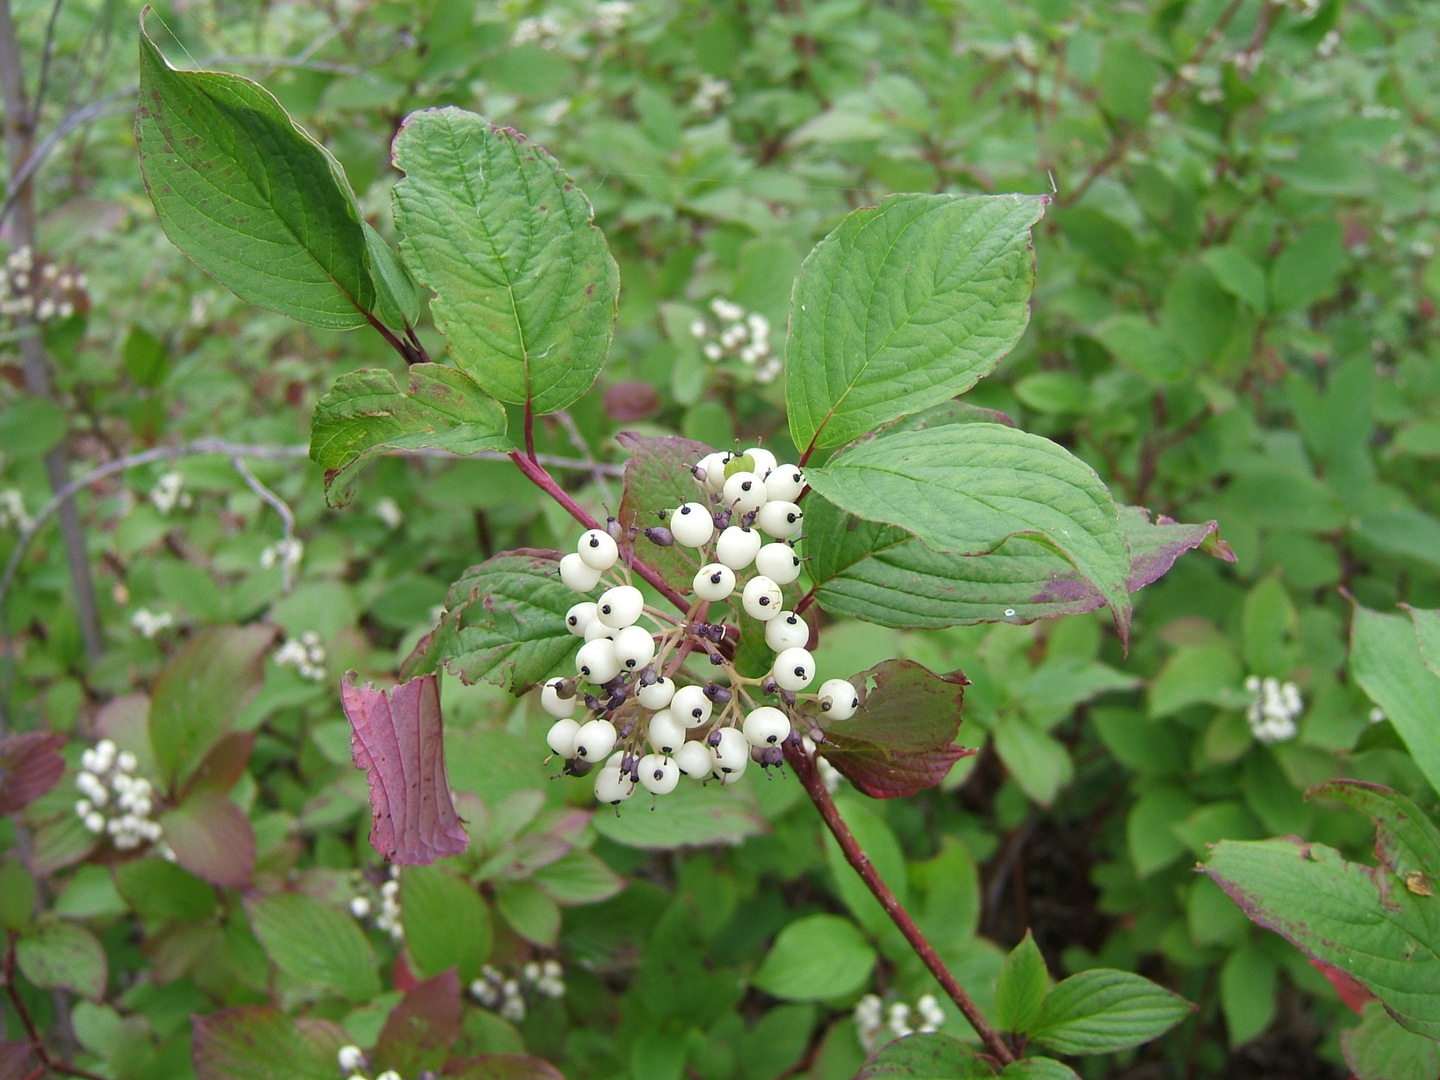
[553,409,617,507]
[229,456,299,593]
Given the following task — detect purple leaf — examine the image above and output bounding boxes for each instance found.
[343,672,468,865]
[0,1040,36,1080]
[817,659,974,799]
[159,790,255,888]
[0,732,65,816]
[441,1055,567,1080]
[374,970,462,1075]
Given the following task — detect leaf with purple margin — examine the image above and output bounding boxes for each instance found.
[1203,781,1440,1040]
[807,501,1231,632]
[0,732,65,815]
[854,1032,993,1079]
[343,672,469,866]
[440,1056,567,1080]
[193,1006,349,1080]
[374,970,462,1076]
[159,791,255,889]
[816,659,974,799]
[616,431,715,595]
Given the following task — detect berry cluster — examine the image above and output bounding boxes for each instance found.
[74,739,163,850]
[468,959,565,1022]
[0,246,86,323]
[1243,675,1303,745]
[539,447,862,806]
[335,1044,399,1080]
[688,298,780,383]
[275,631,327,682]
[854,992,946,1052]
[348,866,403,942]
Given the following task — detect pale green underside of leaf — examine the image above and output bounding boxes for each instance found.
[787,193,1045,453]
[1350,605,1440,799]
[392,108,618,413]
[309,364,510,507]
[135,26,374,329]
[1029,969,1192,1054]
[805,424,1130,635]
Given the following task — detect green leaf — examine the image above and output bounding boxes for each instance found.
[0,398,66,458]
[996,930,1050,1035]
[531,849,625,906]
[193,1006,349,1080]
[1342,1001,1440,1080]
[591,779,767,849]
[805,424,1131,639]
[1126,787,1199,878]
[1270,221,1344,313]
[431,553,580,694]
[392,107,618,413]
[246,893,379,1001]
[363,222,421,330]
[1001,1060,1081,1080]
[1029,969,1192,1054]
[1405,605,1440,679]
[1219,943,1277,1046]
[0,858,36,931]
[113,857,217,922]
[751,914,876,1001]
[1350,604,1440,798]
[1204,781,1440,1040]
[148,625,275,791]
[786,193,1045,453]
[122,324,170,388]
[993,719,1072,807]
[401,865,493,983]
[615,432,716,596]
[136,24,374,328]
[823,793,909,936]
[15,917,106,1001]
[494,879,560,948]
[855,1033,994,1078]
[807,501,1228,632]
[309,364,510,507]
[1200,246,1268,313]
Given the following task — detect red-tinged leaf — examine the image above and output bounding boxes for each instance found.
[343,672,468,865]
[15,917,106,1001]
[616,431,715,594]
[160,790,255,888]
[817,659,973,798]
[94,694,158,778]
[182,731,257,796]
[441,1055,567,1080]
[374,970,462,1075]
[1312,958,1375,1015]
[0,1040,36,1080]
[0,732,65,815]
[193,1006,349,1080]
[603,380,660,422]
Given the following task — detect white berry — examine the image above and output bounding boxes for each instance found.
[765,610,808,651]
[744,446,778,478]
[540,679,576,718]
[693,563,737,602]
[743,706,791,747]
[577,528,619,570]
[638,754,680,795]
[756,500,804,540]
[764,465,806,503]
[755,543,801,585]
[670,502,715,547]
[715,526,762,571]
[710,728,750,774]
[594,764,636,804]
[546,717,581,756]
[596,584,645,629]
[818,678,860,720]
[673,741,714,778]
[723,471,768,514]
[576,638,621,684]
[637,676,676,710]
[697,451,733,494]
[671,684,713,727]
[574,718,618,761]
[613,625,656,670]
[772,647,816,691]
[583,619,614,642]
[565,601,598,636]
[742,575,784,621]
[647,709,686,755]
[559,553,602,592]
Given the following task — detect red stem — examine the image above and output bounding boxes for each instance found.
[782,744,1016,1065]
[3,937,110,1080]
[523,400,537,463]
[507,451,689,611]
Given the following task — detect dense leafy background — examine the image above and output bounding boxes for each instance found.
[3,0,1440,1077]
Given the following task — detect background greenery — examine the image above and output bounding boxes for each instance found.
[3,0,1438,1077]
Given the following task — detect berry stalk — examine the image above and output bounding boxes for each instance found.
[782,740,1017,1066]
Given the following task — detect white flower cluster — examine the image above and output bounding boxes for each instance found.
[540,446,863,805]
[468,960,565,1023]
[1244,675,1303,744]
[335,1044,400,1080]
[689,298,780,383]
[0,246,86,322]
[0,489,33,533]
[260,537,304,572]
[275,631,326,681]
[74,739,163,850]
[348,866,403,941]
[854,993,945,1053]
[592,0,633,36]
[149,471,191,515]
[130,608,174,639]
[513,14,562,46]
[690,75,732,117]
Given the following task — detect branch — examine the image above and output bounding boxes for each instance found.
[783,741,1017,1066]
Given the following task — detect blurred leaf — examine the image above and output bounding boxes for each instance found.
[1270,221,1344,313]
[1030,969,1192,1054]
[374,970,462,1076]
[342,672,469,865]
[246,892,380,1001]
[1351,604,1440,798]
[1220,943,1277,1045]
[0,859,36,931]
[1342,1001,1440,1080]
[751,914,875,1001]
[1001,1060,1081,1079]
[1201,247,1268,313]
[0,732,65,815]
[0,1042,37,1080]
[1090,314,1187,383]
[591,779,767,849]
[122,324,169,387]
[531,848,625,906]
[113,858,216,922]
[994,720,1072,807]
[996,931,1050,1034]
[159,790,255,888]
[0,398,66,457]
[136,25,374,328]
[494,879,560,948]
[855,1033,993,1078]
[193,1007,348,1080]
[440,1056,566,1080]
[16,917,106,1000]
[310,365,509,507]
[786,193,1045,453]
[1127,787,1199,878]
[402,865,492,983]
[392,108,617,413]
